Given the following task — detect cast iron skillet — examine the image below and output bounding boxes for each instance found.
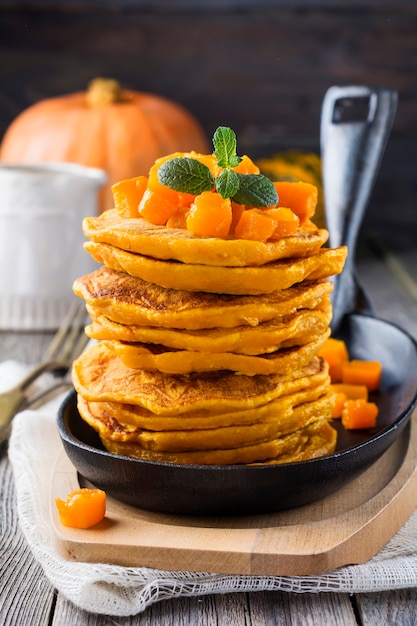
[57,86,417,516]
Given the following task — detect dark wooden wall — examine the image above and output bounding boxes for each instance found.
[1,1,416,248]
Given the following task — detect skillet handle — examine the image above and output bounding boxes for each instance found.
[320,85,397,333]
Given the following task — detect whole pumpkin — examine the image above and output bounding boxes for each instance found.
[0,78,210,213]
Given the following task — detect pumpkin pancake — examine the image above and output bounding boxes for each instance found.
[83,209,329,267]
[78,391,334,454]
[73,139,347,467]
[72,341,329,415]
[110,330,330,375]
[100,418,337,465]
[85,241,347,295]
[74,267,333,330]
[85,300,332,354]
[77,380,331,431]
[251,421,337,465]
[78,397,336,465]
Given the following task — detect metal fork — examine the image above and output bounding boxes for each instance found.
[0,300,89,442]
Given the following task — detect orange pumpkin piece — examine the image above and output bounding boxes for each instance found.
[341,399,379,430]
[55,488,106,529]
[342,360,382,392]
[186,191,232,237]
[332,391,348,418]
[301,218,320,233]
[230,201,246,234]
[138,188,179,225]
[111,175,148,217]
[232,154,260,174]
[266,207,300,239]
[274,181,318,224]
[331,383,369,401]
[234,208,276,242]
[318,337,349,382]
[166,207,189,229]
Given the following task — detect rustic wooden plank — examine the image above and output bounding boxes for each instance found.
[0,331,56,624]
[0,454,56,626]
[248,591,358,625]
[355,589,417,625]
[52,589,359,625]
[53,593,251,625]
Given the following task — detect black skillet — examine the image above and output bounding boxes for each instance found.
[57,86,417,516]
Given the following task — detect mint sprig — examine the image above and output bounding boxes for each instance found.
[157,126,278,208]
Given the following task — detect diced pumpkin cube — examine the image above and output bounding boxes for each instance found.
[318,338,350,382]
[274,181,318,223]
[55,488,106,529]
[266,207,300,239]
[341,399,379,430]
[341,360,382,392]
[232,154,260,174]
[138,188,179,225]
[234,208,276,242]
[331,383,369,401]
[166,207,189,229]
[230,201,246,234]
[332,391,348,418]
[111,175,148,217]
[186,191,232,237]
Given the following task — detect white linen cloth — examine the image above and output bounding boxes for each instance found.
[4,360,417,617]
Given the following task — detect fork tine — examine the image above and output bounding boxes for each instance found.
[42,300,87,363]
[66,326,91,363]
[23,380,74,410]
[0,300,90,441]
[54,306,89,364]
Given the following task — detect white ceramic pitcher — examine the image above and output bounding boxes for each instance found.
[0,162,107,329]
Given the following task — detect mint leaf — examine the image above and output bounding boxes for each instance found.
[158,158,214,195]
[213,126,242,169]
[216,169,240,199]
[228,154,242,168]
[232,174,278,207]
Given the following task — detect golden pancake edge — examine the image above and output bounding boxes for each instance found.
[74,267,334,330]
[85,240,347,295]
[83,209,330,267]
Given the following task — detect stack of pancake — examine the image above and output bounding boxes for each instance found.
[72,205,347,465]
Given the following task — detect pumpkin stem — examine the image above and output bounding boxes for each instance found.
[86,78,123,106]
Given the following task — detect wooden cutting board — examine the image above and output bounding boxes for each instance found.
[50,409,417,577]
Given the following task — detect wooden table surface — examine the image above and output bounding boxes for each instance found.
[1,231,417,625]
